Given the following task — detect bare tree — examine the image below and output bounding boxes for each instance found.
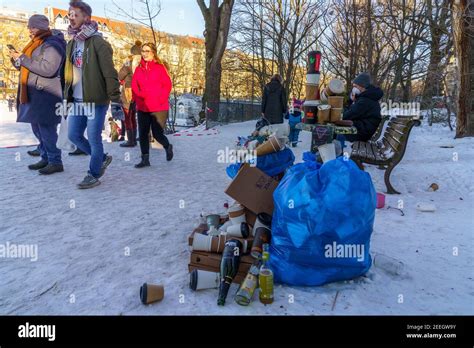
[451,0,474,137]
[197,0,235,127]
[106,0,163,46]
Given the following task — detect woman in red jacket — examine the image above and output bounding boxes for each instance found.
[131,43,173,168]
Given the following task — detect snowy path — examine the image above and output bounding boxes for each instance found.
[0,106,473,315]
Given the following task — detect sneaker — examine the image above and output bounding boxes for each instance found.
[99,154,113,178]
[69,148,87,156]
[77,174,101,189]
[38,163,64,175]
[28,159,48,170]
[27,148,41,157]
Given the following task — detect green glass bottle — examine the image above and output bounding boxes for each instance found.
[234,260,261,306]
[258,243,274,304]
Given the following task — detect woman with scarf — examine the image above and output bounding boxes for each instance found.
[132,43,173,168]
[9,14,66,175]
[64,0,123,189]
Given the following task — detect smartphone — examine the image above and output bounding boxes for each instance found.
[7,44,17,52]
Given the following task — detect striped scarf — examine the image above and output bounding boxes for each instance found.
[67,20,99,42]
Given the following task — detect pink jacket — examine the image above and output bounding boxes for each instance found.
[132,59,172,112]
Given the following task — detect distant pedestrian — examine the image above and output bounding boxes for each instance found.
[132,42,173,168]
[261,74,288,124]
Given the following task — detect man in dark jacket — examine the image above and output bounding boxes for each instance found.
[9,15,66,175]
[261,74,288,124]
[342,72,383,142]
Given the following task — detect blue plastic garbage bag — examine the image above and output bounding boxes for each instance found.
[226,148,295,179]
[268,154,376,286]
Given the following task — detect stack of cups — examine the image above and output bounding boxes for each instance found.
[303,51,322,124]
[328,96,344,122]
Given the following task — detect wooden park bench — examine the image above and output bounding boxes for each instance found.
[350,116,421,194]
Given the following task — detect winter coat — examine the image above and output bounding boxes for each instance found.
[118,64,133,108]
[261,80,288,124]
[15,30,66,125]
[286,110,303,128]
[131,59,172,113]
[64,35,121,105]
[343,85,384,141]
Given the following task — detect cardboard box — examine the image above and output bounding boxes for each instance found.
[225,164,280,216]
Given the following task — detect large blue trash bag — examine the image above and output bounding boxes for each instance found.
[268,154,376,286]
[226,148,295,179]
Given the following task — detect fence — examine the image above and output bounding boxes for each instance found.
[206,100,262,126]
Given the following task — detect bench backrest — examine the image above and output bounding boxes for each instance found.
[371,115,390,141]
[381,116,420,161]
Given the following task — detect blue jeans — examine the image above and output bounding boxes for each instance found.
[31,123,62,164]
[289,127,300,146]
[67,102,108,178]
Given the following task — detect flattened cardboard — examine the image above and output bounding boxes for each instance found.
[225,164,279,216]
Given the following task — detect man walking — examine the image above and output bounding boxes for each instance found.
[65,0,124,189]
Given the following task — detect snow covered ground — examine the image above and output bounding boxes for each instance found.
[0,103,473,315]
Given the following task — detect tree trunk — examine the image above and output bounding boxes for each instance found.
[452,0,474,137]
[198,0,235,128]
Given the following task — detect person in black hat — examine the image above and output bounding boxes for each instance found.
[341,72,383,142]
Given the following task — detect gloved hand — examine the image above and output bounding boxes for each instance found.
[111,102,125,121]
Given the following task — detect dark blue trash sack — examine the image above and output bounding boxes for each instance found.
[268,154,376,286]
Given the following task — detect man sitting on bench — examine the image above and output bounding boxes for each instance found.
[339,72,384,146]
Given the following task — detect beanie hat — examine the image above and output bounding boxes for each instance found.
[130,40,142,55]
[353,72,371,88]
[28,15,49,31]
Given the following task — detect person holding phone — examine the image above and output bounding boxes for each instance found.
[9,14,67,175]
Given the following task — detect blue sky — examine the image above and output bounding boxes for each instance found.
[0,0,205,37]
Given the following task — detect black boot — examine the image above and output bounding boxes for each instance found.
[120,130,136,147]
[165,144,173,161]
[28,159,48,170]
[27,148,41,157]
[135,154,150,168]
[39,163,64,175]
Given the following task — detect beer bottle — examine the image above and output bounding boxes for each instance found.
[258,243,274,304]
[234,260,261,306]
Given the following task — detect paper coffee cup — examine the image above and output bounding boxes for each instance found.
[226,222,250,238]
[320,88,328,102]
[192,233,213,252]
[305,84,319,100]
[256,136,282,156]
[251,213,272,236]
[330,108,343,122]
[306,73,320,85]
[140,283,164,304]
[328,96,344,108]
[189,269,220,291]
[318,142,337,163]
[317,105,331,124]
[327,79,345,95]
[206,214,220,229]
